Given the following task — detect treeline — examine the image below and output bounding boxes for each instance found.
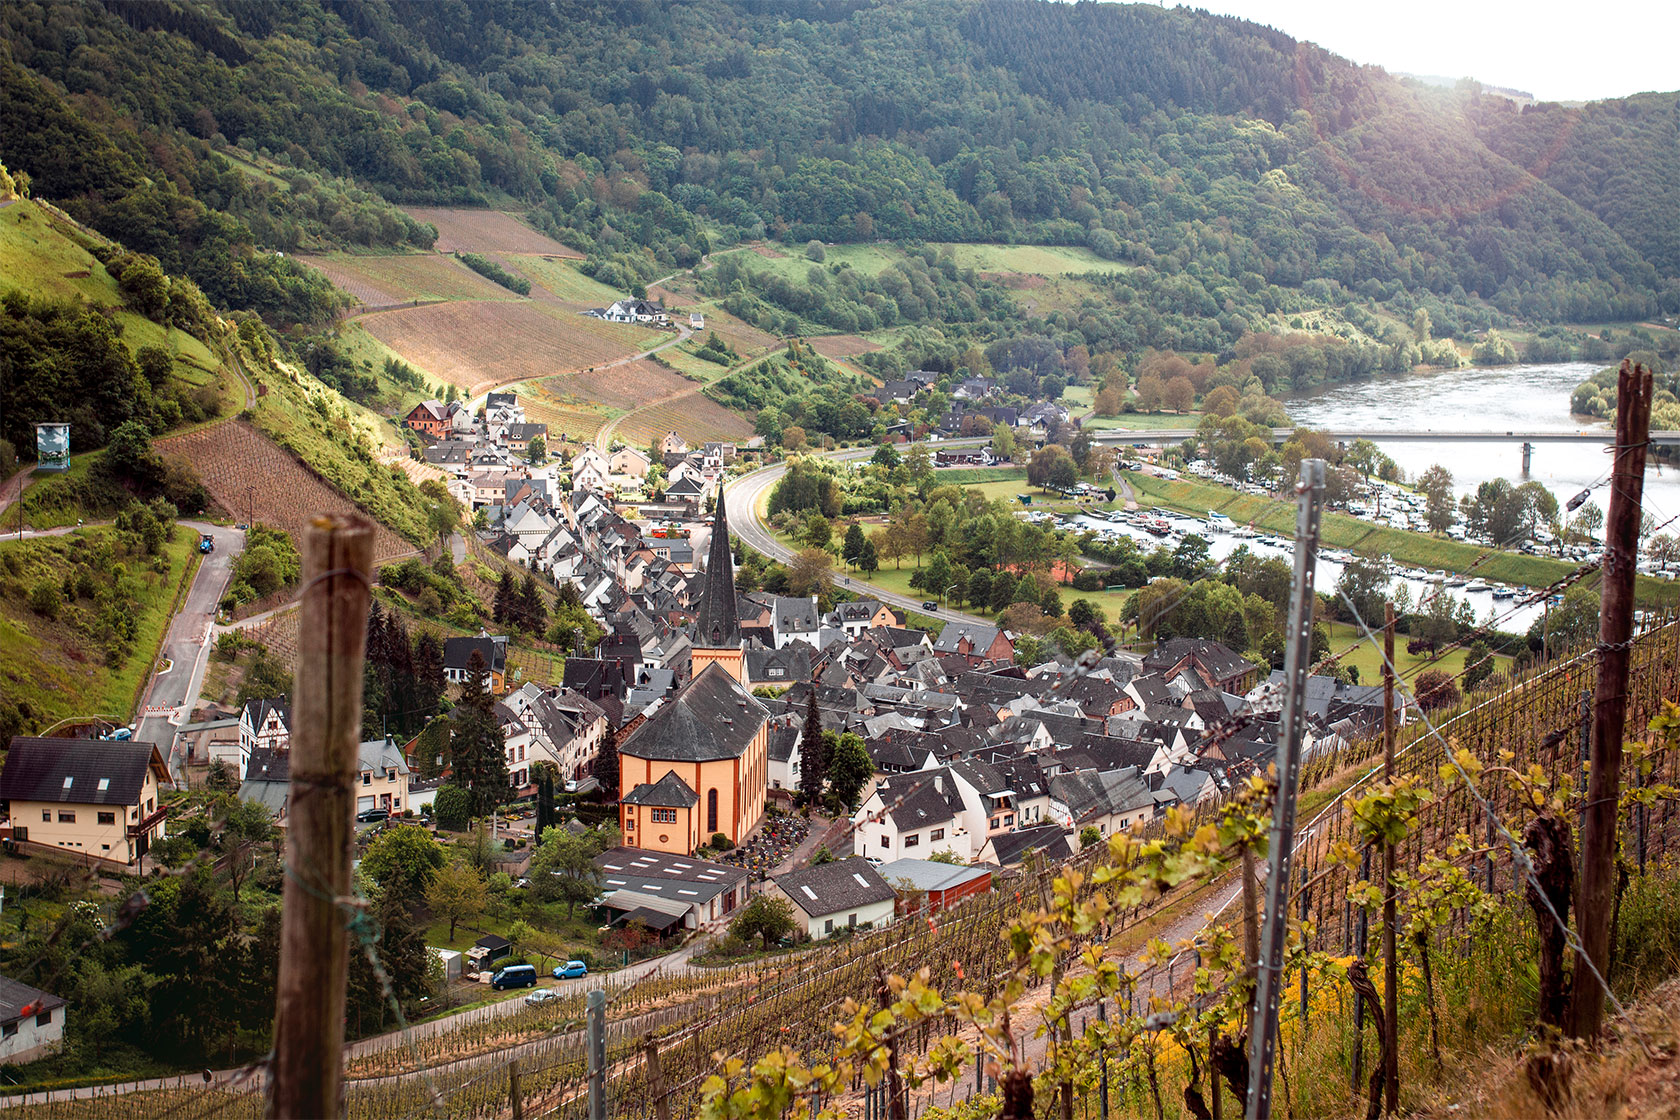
[455,251,531,295]
[710,341,874,445]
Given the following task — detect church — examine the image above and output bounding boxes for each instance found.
[617,493,771,855]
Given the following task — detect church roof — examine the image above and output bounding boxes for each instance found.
[620,663,766,762]
[693,491,739,649]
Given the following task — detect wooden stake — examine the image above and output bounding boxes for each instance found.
[1382,603,1398,1114]
[267,515,373,1120]
[644,1032,670,1120]
[1570,360,1653,1040]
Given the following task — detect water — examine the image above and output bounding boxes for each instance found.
[1286,361,1680,524]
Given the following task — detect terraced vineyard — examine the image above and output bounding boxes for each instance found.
[616,393,753,448]
[156,422,414,562]
[546,359,689,412]
[357,302,665,394]
[296,253,514,306]
[400,207,580,256]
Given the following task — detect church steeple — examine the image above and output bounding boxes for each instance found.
[693,487,740,652]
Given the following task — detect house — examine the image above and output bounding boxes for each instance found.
[594,847,749,931]
[0,975,66,1064]
[876,858,992,917]
[0,738,170,867]
[660,431,689,456]
[238,697,291,777]
[830,599,895,639]
[466,933,511,972]
[610,446,652,479]
[1144,639,1262,695]
[770,857,896,940]
[744,645,812,691]
[852,771,966,862]
[770,596,821,649]
[616,665,770,854]
[403,400,453,439]
[976,823,1075,868]
[503,423,548,454]
[444,635,509,694]
[931,622,1015,667]
[356,739,411,818]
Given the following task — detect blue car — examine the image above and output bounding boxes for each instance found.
[553,960,589,979]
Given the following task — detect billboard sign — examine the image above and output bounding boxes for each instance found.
[35,424,69,473]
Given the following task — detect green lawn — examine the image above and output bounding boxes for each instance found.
[0,527,200,728]
[507,254,627,305]
[1320,620,1512,685]
[743,243,904,281]
[930,242,1126,275]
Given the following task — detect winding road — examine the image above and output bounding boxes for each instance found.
[724,440,995,628]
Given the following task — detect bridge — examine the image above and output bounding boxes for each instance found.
[1088,427,1680,446]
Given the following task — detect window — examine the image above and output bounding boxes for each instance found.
[652,808,678,824]
[625,817,635,831]
[35,1010,50,1027]
[930,828,945,842]
[1,1023,15,1039]
[706,789,719,834]
[97,812,116,826]
[824,919,834,935]
[57,811,75,824]
[881,834,890,848]
[1004,815,1014,826]
[848,913,858,928]
[904,834,919,848]
[41,811,50,823]
[363,773,372,785]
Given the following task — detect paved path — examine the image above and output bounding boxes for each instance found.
[0,465,33,526]
[725,440,995,628]
[135,521,246,783]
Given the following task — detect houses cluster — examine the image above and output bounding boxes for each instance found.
[405,392,553,511]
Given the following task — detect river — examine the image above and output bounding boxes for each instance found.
[1286,361,1680,525]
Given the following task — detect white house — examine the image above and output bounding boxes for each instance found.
[0,976,65,1064]
[236,697,290,779]
[770,858,896,940]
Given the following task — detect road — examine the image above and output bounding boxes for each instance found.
[725,440,995,628]
[135,521,245,782]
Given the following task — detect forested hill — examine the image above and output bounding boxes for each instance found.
[1,0,1674,331]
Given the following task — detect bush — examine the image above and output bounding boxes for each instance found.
[433,786,471,831]
[710,832,734,851]
[28,580,61,618]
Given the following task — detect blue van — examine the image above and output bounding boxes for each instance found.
[491,964,538,990]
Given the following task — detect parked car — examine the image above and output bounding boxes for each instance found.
[553,960,589,980]
[491,964,538,990]
[921,600,939,610]
[356,807,390,823]
[525,988,560,1005]
[563,779,578,793]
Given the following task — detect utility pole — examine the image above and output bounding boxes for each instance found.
[1246,458,1326,1120]
[267,515,374,1120]
[1569,360,1653,1040]
[1381,603,1398,1115]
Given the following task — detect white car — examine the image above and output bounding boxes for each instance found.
[526,988,560,1006]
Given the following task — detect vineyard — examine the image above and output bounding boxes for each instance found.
[544,360,691,414]
[20,611,1680,1119]
[358,302,666,395]
[155,422,414,562]
[614,392,754,449]
[505,255,629,307]
[296,253,515,307]
[400,208,580,257]
[809,333,884,359]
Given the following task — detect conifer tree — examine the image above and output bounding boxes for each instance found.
[798,685,827,806]
[593,724,620,795]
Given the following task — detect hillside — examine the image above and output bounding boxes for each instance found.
[1,0,1673,351]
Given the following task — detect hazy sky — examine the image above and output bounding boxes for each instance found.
[1176,0,1680,102]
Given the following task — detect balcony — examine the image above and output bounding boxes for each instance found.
[127,805,167,838]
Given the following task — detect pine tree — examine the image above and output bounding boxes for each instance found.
[535,766,555,838]
[842,522,867,568]
[460,648,493,710]
[592,724,620,794]
[519,573,547,634]
[798,686,827,806]
[493,570,515,624]
[414,630,446,720]
[449,704,508,816]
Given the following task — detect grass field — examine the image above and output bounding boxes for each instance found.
[743,243,904,282]
[296,252,514,306]
[929,466,1027,486]
[358,302,665,393]
[1082,413,1203,431]
[1320,619,1513,685]
[930,243,1122,275]
[503,254,626,306]
[0,527,198,729]
[400,208,579,257]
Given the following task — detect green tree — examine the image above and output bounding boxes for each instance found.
[433,785,472,831]
[842,522,867,568]
[217,797,276,903]
[448,705,509,816]
[1416,465,1456,533]
[526,435,546,464]
[425,860,487,942]
[529,825,617,917]
[361,824,446,901]
[729,894,797,950]
[858,537,879,574]
[826,731,873,812]
[798,688,827,807]
[593,724,620,795]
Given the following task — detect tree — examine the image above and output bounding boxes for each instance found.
[842,522,867,568]
[217,797,275,903]
[1027,446,1072,491]
[1416,465,1456,533]
[433,785,472,831]
[730,894,796,950]
[517,574,547,634]
[1079,825,1102,849]
[1414,669,1461,712]
[1463,641,1496,690]
[801,512,832,550]
[529,825,616,917]
[827,731,873,811]
[1336,557,1391,627]
[788,547,834,602]
[593,725,620,794]
[1163,375,1196,413]
[205,758,239,794]
[426,859,487,947]
[991,422,1017,462]
[1039,586,1063,618]
[1047,455,1078,492]
[493,570,516,624]
[798,687,827,806]
[526,435,546,464]
[858,537,879,574]
[362,824,446,901]
[534,765,557,838]
[449,705,508,816]
[1569,500,1604,543]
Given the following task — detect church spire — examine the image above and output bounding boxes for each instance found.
[694,486,740,650]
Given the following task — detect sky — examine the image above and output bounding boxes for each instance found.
[1171,0,1680,103]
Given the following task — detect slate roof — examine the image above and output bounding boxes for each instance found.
[594,847,747,905]
[622,771,699,808]
[986,823,1075,867]
[834,599,886,624]
[0,975,66,1027]
[745,645,812,683]
[775,857,896,918]
[619,664,767,763]
[0,738,168,805]
[1144,638,1259,685]
[932,622,1004,656]
[445,635,507,674]
[241,696,290,730]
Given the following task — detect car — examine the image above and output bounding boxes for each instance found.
[553,960,589,980]
[864,855,883,867]
[356,807,390,824]
[922,600,939,610]
[525,988,560,1006]
[563,780,578,793]
[492,964,539,990]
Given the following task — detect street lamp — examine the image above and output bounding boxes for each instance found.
[942,582,958,609]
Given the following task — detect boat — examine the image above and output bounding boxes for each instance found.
[1491,586,1515,600]
[1465,581,1491,593]
[1445,576,1467,588]
[1206,511,1234,532]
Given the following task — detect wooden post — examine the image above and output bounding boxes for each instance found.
[644,1032,671,1120]
[1570,360,1653,1040]
[509,1058,522,1120]
[267,515,373,1120]
[1382,604,1398,1115]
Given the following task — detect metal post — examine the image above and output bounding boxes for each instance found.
[1381,604,1399,1115]
[1097,1000,1110,1118]
[1246,458,1326,1120]
[587,988,606,1120]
